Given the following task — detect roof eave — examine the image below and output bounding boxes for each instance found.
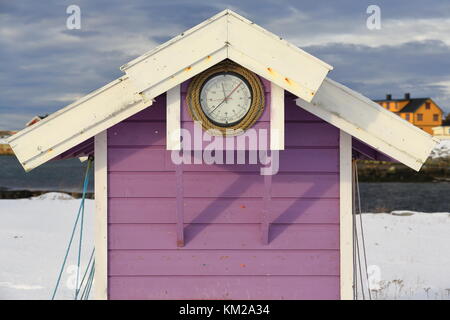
[296,78,439,171]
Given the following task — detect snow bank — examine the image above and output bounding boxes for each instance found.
[356,211,450,300]
[0,197,94,300]
[430,139,450,158]
[31,192,75,200]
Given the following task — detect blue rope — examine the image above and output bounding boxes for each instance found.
[74,166,90,299]
[76,248,95,300]
[80,260,95,300]
[51,158,92,300]
[85,263,95,300]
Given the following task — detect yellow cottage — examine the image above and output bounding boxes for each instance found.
[375,93,443,134]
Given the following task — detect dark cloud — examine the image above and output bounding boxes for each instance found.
[306,40,450,109]
[0,0,449,130]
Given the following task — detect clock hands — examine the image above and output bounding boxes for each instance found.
[209,82,242,115]
[221,83,227,104]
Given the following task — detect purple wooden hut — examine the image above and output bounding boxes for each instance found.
[8,10,437,300]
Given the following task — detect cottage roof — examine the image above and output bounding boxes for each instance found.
[375,97,443,114]
[399,98,429,113]
[7,9,438,171]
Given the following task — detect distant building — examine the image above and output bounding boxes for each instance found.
[0,131,17,155]
[375,93,443,134]
[0,115,49,155]
[26,115,48,127]
[432,126,450,140]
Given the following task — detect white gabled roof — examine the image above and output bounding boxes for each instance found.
[121,9,332,103]
[7,9,437,172]
[7,9,332,171]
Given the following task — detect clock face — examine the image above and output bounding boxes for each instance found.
[200,73,252,127]
[187,61,265,135]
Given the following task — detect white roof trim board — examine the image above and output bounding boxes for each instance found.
[296,78,439,171]
[8,9,437,171]
[8,76,150,171]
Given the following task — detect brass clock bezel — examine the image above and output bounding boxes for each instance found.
[186,60,265,136]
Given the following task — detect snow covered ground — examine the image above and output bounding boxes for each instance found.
[0,193,449,300]
[430,139,450,158]
[355,211,450,300]
[0,194,94,300]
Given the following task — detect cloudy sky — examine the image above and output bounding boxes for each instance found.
[1,0,450,130]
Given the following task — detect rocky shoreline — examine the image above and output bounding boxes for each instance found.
[357,157,450,182]
[0,188,94,199]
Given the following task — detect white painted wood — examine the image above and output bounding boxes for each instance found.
[339,130,353,300]
[122,9,332,103]
[8,76,151,171]
[122,11,228,96]
[296,78,439,171]
[140,48,228,102]
[8,9,332,171]
[227,14,331,101]
[94,131,108,300]
[121,9,229,71]
[270,83,284,150]
[166,85,181,150]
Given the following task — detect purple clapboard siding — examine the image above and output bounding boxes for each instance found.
[107,122,338,148]
[109,224,339,250]
[109,148,338,172]
[109,276,339,300]
[109,250,339,276]
[108,172,338,198]
[108,198,339,224]
[106,76,341,300]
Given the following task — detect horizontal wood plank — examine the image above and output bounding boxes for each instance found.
[284,94,324,121]
[107,122,337,147]
[108,122,165,146]
[108,172,339,198]
[108,223,339,250]
[285,122,338,147]
[108,148,339,172]
[108,275,339,299]
[121,91,324,123]
[108,198,339,224]
[124,93,166,121]
[109,249,339,276]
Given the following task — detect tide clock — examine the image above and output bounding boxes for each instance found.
[186,61,265,135]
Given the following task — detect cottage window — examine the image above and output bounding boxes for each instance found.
[433,114,439,122]
[405,114,410,121]
[425,102,431,110]
[417,114,423,121]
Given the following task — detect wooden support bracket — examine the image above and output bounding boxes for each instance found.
[176,164,184,247]
[261,173,272,245]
